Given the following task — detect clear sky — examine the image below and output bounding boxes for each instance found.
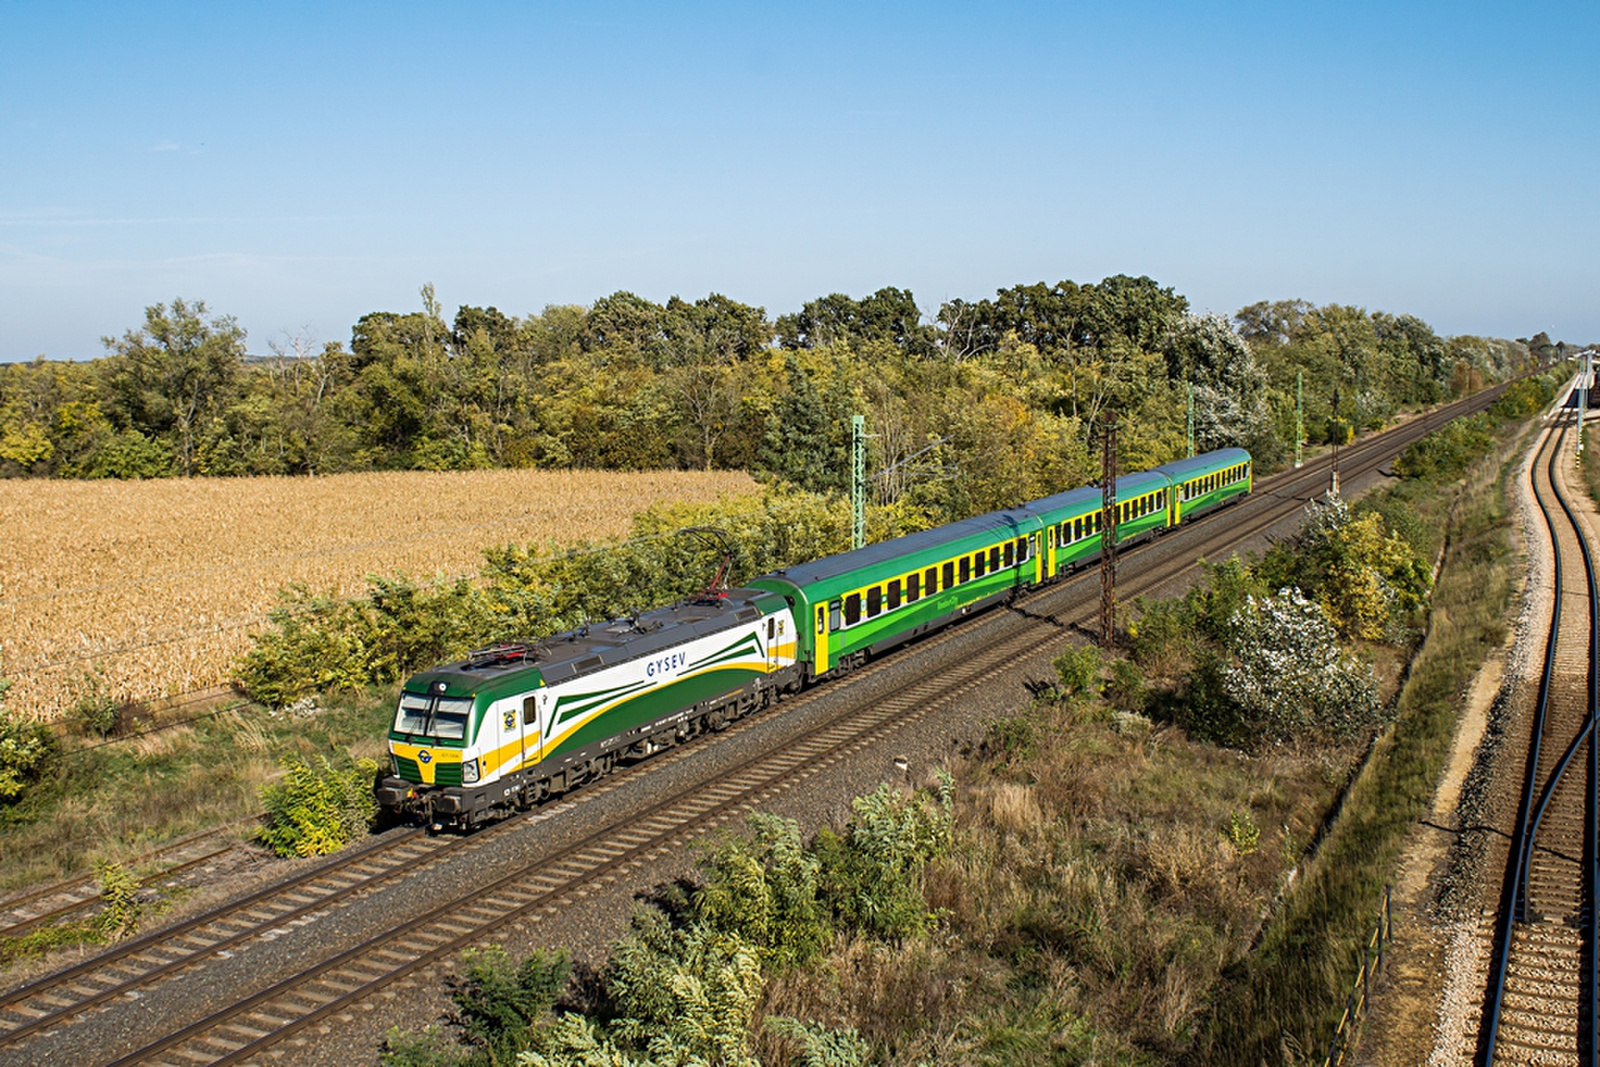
[3,0,1596,361]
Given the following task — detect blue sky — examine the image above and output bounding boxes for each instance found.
[3,0,1596,360]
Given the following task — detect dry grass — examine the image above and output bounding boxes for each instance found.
[0,468,756,721]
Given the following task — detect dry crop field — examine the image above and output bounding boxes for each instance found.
[0,468,757,722]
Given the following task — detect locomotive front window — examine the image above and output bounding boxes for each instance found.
[394,693,472,741]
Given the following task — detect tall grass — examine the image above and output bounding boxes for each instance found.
[0,692,392,895]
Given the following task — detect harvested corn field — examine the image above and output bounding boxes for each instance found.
[0,468,758,721]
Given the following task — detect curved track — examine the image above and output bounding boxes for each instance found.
[1480,408,1600,1064]
[0,384,1516,1065]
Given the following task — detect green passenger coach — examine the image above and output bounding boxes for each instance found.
[749,509,1044,678]
[1153,447,1252,523]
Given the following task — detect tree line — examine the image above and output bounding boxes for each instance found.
[0,277,1556,524]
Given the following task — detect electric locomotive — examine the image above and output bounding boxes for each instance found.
[375,588,799,830]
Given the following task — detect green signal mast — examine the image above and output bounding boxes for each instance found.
[851,414,865,550]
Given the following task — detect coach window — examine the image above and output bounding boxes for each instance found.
[887,579,902,610]
[1003,541,1015,567]
[989,546,1001,570]
[973,552,986,578]
[844,594,861,627]
[866,587,883,618]
[942,562,954,589]
[959,557,971,584]
[829,600,842,631]
[907,573,920,601]
[928,566,940,593]
[523,695,537,726]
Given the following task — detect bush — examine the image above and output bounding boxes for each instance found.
[451,945,569,1060]
[1052,644,1102,697]
[1104,659,1147,713]
[0,677,55,801]
[95,860,141,939]
[1393,413,1494,481]
[693,812,830,969]
[1219,589,1380,744]
[258,753,379,857]
[819,775,955,941]
[71,670,123,739]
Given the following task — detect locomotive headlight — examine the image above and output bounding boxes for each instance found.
[462,758,481,784]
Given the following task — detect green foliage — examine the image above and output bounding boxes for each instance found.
[236,575,492,707]
[1262,497,1430,641]
[71,669,122,739]
[0,919,105,968]
[693,812,830,969]
[1224,811,1261,855]
[0,678,54,800]
[1393,412,1495,480]
[604,911,764,1066]
[257,753,379,857]
[2,278,1515,506]
[1217,589,1380,744]
[1052,644,1103,697]
[1104,658,1147,713]
[1490,375,1555,419]
[450,945,569,1060]
[379,1025,462,1067]
[763,1016,872,1067]
[95,860,142,939]
[819,775,955,941]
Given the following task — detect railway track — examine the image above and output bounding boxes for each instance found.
[1479,408,1600,1064]
[0,818,262,945]
[1,383,1513,1065]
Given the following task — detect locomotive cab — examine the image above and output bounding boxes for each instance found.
[376,680,491,827]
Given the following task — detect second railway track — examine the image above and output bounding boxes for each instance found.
[1480,403,1600,1064]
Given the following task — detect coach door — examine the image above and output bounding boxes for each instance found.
[521,694,544,769]
[767,616,781,672]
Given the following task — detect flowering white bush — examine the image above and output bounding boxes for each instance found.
[1221,588,1379,741]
